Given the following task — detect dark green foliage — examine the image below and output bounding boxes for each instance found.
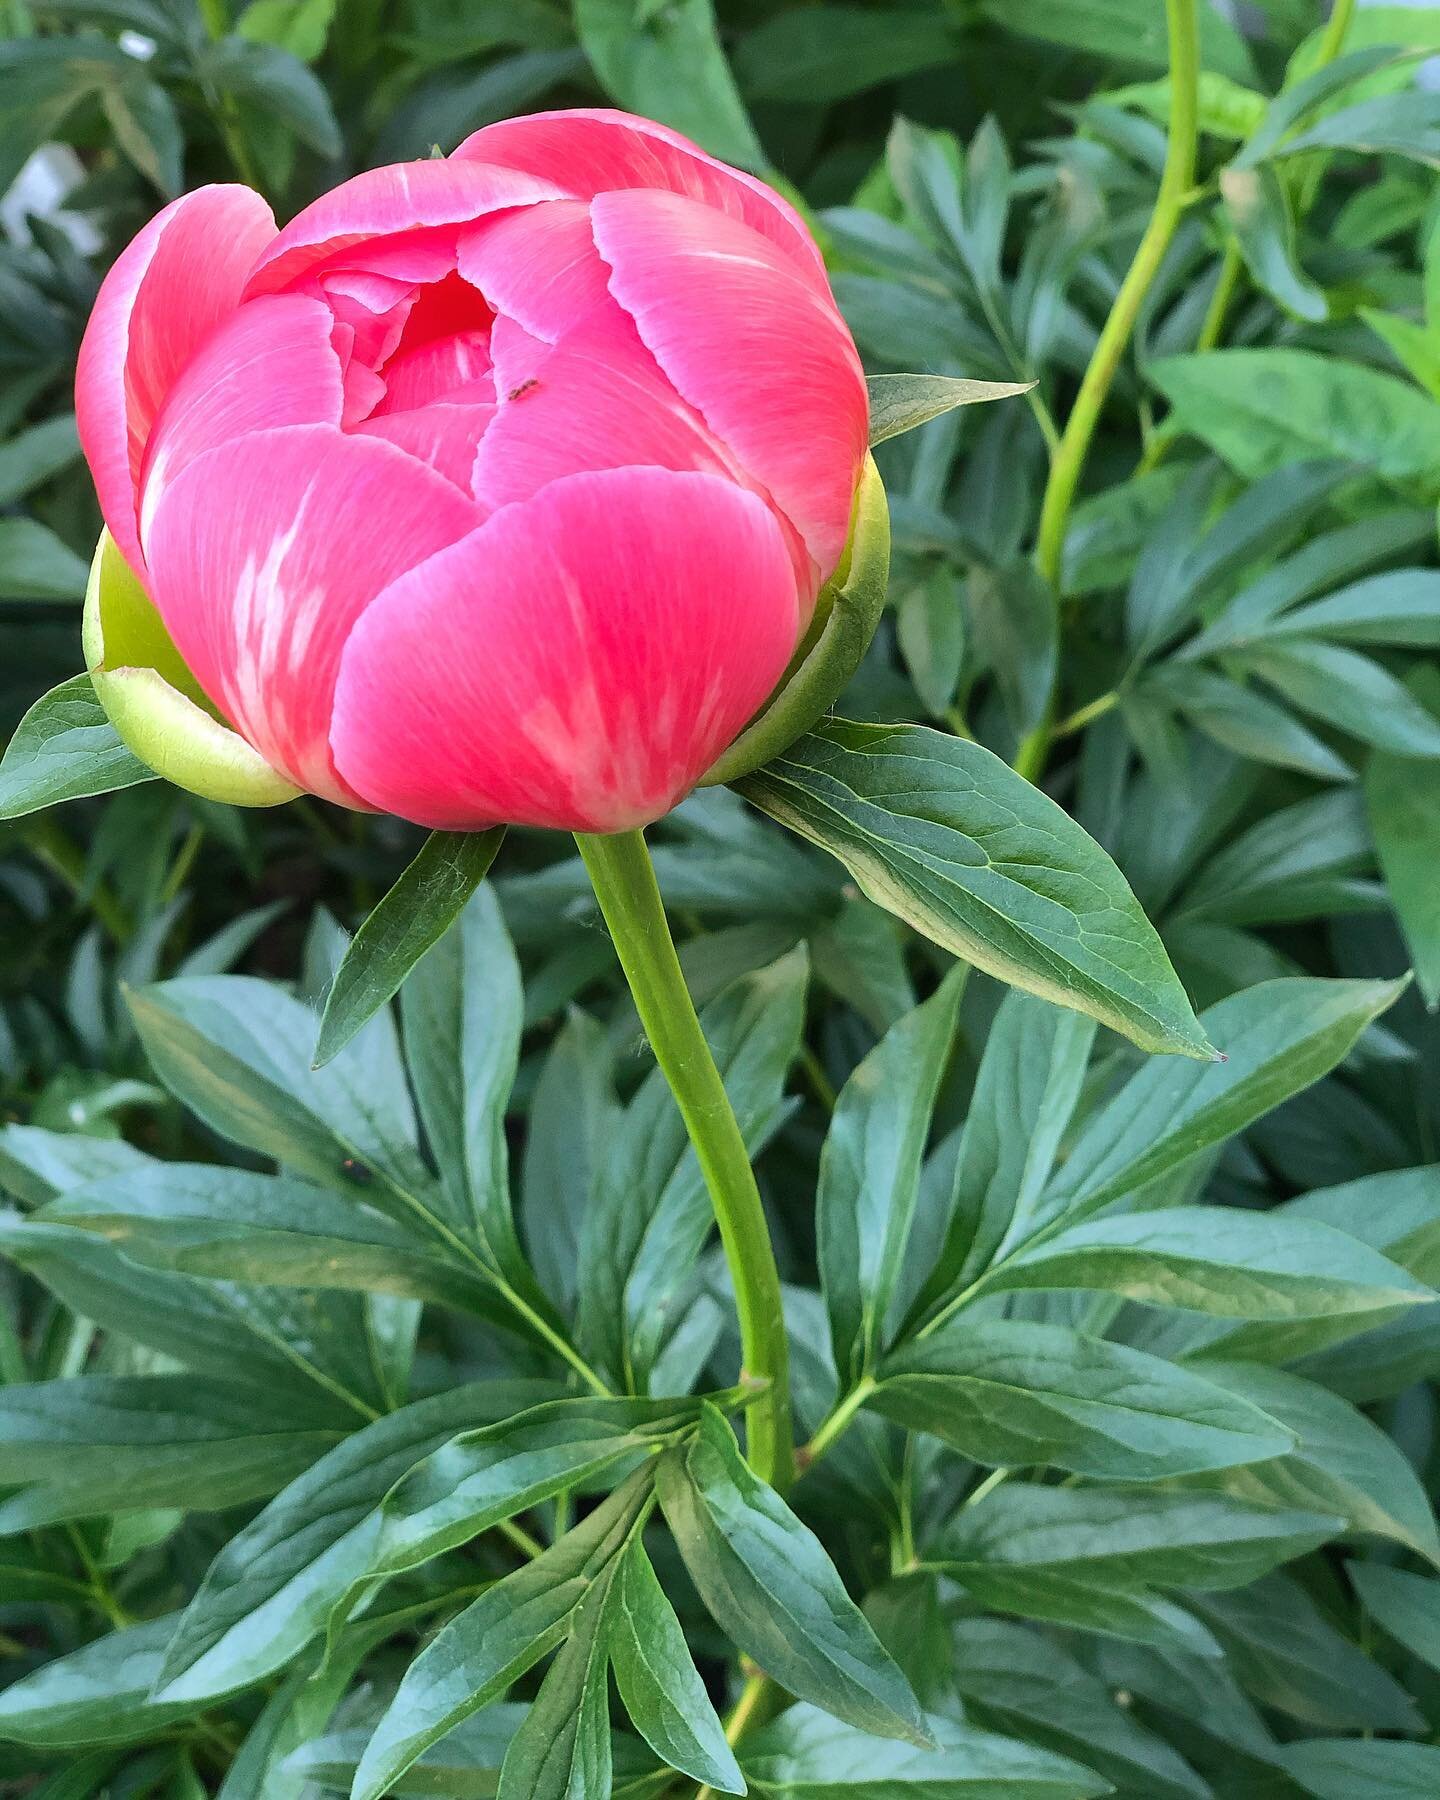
[5,2,1440,1795]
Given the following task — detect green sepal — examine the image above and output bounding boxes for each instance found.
[83,530,301,810]
[702,454,890,787]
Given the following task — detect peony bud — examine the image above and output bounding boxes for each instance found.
[74,109,874,833]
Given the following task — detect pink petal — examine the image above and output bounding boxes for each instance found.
[457,200,611,342]
[330,467,802,832]
[488,314,551,398]
[316,269,416,366]
[143,424,482,805]
[374,329,493,414]
[75,185,276,573]
[452,108,828,292]
[138,295,344,550]
[471,306,747,512]
[244,161,565,297]
[356,403,494,492]
[591,188,867,587]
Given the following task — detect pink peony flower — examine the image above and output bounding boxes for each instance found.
[75,109,869,832]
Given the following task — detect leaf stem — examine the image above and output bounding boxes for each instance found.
[1032,0,1199,587]
[800,1374,877,1467]
[1053,689,1121,737]
[1142,0,1356,474]
[576,828,794,1491]
[1017,0,1200,782]
[495,1276,612,1399]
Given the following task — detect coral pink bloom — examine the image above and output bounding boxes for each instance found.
[75,110,868,832]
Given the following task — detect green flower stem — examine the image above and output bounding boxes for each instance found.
[1142,0,1357,475]
[575,828,794,1491]
[1031,0,1200,590]
[1016,0,1199,784]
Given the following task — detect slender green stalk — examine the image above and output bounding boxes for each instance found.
[576,829,793,1490]
[1015,0,1200,784]
[1031,0,1199,589]
[801,1374,877,1467]
[1143,0,1356,474]
[1315,0,1357,71]
[1053,688,1121,738]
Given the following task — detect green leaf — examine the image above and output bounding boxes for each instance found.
[1363,306,1440,399]
[874,1321,1293,1480]
[1279,88,1440,166]
[38,1163,484,1310]
[0,1215,391,1420]
[574,0,761,168]
[1191,1362,1440,1564]
[741,1704,1108,1799]
[0,674,154,819]
[0,412,80,506]
[496,1571,616,1800]
[396,884,538,1297]
[0,1374,343,1531]
[1105,69,1266,139]
[0,516,90,599]
[1125,460,1350,656]
[1191,1573,1424,1732]
[285,1708,525,1798]
[155,1380,556,1701]
[912,993,1094,1320]
[201,34,340,155]
[129,974,430,1200]
[1262,567,1440,647]
[610,1538,744,1794]
[965,559,1058,750]
[1235,45,1404,165]
[736,720,1211,1060]
[1367,675,1440,1005]
[1026,977,1405,1230]
[951,1619,1210,1800]
[519,1008,618,1316]
[1176,507,1432,662]
[1175,791,1374,929]
[1147,663,1352,782]
[1149,349,1440,491]
[1082,1639,1278,1765]
[980,0,1254,80]
[735,9,959,103]
[352,1471,653,1800]
[0,1614,195,1748]
[983,1205,1433,1320]
[820,970,964,1383]
[657,1405,929,1747]
[1279,1740,1440,1799]
[1222,163,1326,322]
[100,71,182,195]
[865,374,1033,447]
[236,0,336,60]
[1236,638,1440,757]
[935,1484,1340,1597]
[154,1382,666,1706]
[895,563,966,719]
[1350,1563,1440,1674]
[313,828,505,1068]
